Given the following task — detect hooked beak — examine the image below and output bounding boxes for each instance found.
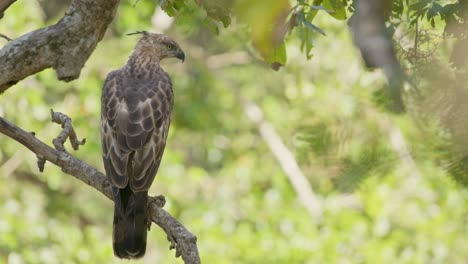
[175,49,185,62]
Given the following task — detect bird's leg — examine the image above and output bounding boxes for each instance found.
[154,195,166,207]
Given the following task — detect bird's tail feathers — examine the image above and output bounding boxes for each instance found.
[112,186,148,259]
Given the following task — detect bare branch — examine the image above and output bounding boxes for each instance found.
[50,109,86,151]
[243,101,323,220]
[150,202,200,263]
[0,0,119,93]
[349,0,406,112]
[0,116,200,264]
[0,33,12,41]
[0,0,16,19]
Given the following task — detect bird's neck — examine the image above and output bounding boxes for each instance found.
[126,47,162,69]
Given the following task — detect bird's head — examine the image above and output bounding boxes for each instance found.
[128,31,185,62]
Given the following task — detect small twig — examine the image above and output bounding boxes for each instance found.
[243,101,323,220]
[37,155,46,172]
[50,109,86,151]
[0,33,12,41]
[126,30,148,36]
[30,131,46,171]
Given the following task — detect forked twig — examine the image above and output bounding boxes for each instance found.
[50,109,86,151]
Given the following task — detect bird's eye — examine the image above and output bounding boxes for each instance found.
[166,44,173,50]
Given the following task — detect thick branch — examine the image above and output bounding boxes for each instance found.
[349,0,406,112]
[0,0,16,19]
[0,116,200,264]
[243,101,323,220]
[0,0,119,93]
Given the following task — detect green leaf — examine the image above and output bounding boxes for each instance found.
[309,4,334,14]
[203,17,220,35]
[299,27,315,59]
[296,12,326,36]
[159,0,185,17]
[392,0,404,17]
[322,0,347,20]
[160,0,176,16]
[263,42,287,70]
[427,3,442,21]
[203,1,232,28]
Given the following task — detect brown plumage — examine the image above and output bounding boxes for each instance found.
[101,32,184,259]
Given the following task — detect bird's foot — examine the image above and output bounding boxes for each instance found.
[153,195,166,207]
[146,195,166,231]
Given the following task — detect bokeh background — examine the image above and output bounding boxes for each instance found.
[1,1,468,263]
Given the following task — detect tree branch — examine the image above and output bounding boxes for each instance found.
[0,0,16,19]
[243,101,323,220]
[0,0,119,93]
[0,33,12,41]
[0,115,200,264]
[50,109,86,151]
[200,50,366,220]
[349,0,406,112]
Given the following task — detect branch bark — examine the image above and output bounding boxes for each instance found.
[50,109,86,151]
[349,0,406,112]
[0,0,119,93]
[0,115,200,264]
[0,0,16,19]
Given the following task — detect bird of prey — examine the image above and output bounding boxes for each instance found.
[100,31,185,259]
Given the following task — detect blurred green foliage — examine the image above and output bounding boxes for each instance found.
[1,1,468,264]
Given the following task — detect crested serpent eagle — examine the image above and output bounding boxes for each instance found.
[100,31,185,259]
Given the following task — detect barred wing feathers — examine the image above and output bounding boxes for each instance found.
[101,69,172,192]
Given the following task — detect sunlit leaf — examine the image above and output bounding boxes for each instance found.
[310,4,334,14]
[297,13,326,36]
[266,42,287,70]
[203,0,232,28]
[322,0,347,20]
[234,0,290,69]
